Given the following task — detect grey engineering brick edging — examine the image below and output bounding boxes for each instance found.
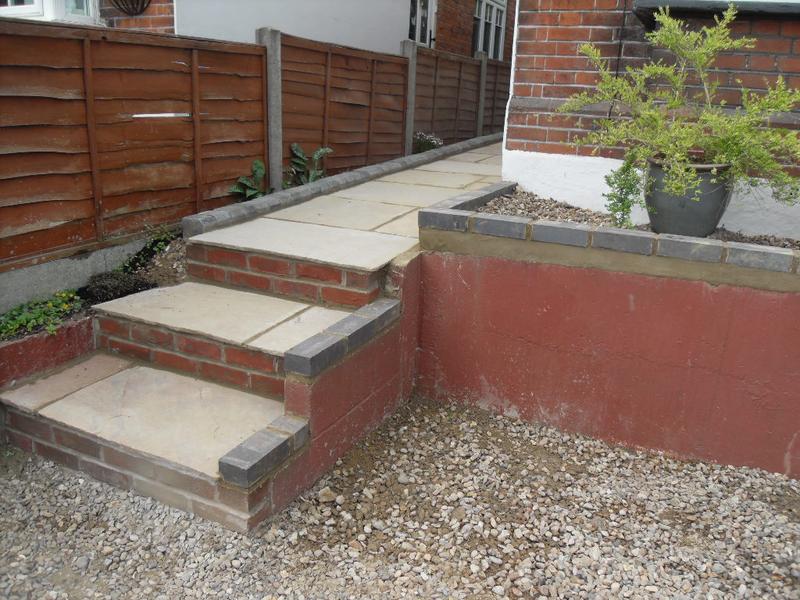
[418,185,800,276]
[182,133,503,237]
[283,298,401,378]
[218,415,309,488]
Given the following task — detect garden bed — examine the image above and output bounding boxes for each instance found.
[479,189,800,251]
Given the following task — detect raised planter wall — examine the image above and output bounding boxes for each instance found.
[417,197,800,478]
[0,317,94,389]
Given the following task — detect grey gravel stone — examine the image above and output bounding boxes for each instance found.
[2,399,796,600]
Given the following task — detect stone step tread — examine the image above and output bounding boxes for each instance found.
[94,282,351,355]
[2,357,284,478]
[190,219,419,272]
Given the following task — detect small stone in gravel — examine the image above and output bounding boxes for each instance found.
[317,486,336,503]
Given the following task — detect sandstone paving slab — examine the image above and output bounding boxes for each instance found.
[470,143,502,155]
[95,282,307,345]
[478,154,502,165]
[415,160,500,178]
[447,151,495,163]
[249,306,350,356]
[192,219,418,272]
[374,210,420,238]
[269,195,413,231]
[378,169,484,189]
[40,365,283,477]
[1,354,132,413]
[330,180,458,208]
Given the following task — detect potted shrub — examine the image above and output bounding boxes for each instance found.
[558,6,800,236]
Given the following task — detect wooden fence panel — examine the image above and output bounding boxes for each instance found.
[0,19,267,270]
[484,59,511,134]
[414,48,481,145]
[281,35,407,174]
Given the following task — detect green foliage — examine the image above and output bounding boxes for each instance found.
[558,4,800,223]
[121,227,179,274]
[0,290,83,340]
[413,131,444,154]
[230,159,267,201]
[284,144,333,188]
[604,158,642,228]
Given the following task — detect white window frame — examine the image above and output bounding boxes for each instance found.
[473,0,506,60]
[410,0,437,48]
[0,0,44,18]
[0,0,100,24]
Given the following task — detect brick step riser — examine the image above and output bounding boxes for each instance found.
[186,243,382,308]
[1,407,274,531]
[96,316,284,398]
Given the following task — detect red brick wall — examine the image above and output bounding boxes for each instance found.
[418,252,800,478]
[436,0,516,60]
[99,0,174,33]
[507,0,800,157]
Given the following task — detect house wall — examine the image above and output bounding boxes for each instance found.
[173,0,410,55]
[436,0,516,60]
[99,0,174,33]
[502,0,800,240]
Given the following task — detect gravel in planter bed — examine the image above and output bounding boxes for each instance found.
[480,190,800,251]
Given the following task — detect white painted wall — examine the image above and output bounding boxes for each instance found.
[174,0,410,55]
[502,150,800,240]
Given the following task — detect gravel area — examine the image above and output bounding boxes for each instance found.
[480,190,800,250]
[1,400,798,599]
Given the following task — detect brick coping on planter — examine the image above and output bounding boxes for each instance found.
[181,133,503,237]
[418,183,800,291]
[283,298,401,378]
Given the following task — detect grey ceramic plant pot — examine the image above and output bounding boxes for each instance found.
[645,159,733,237]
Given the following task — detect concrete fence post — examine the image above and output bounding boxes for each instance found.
[401,40,418,156]
[476,51,488,137]
[257,27,284,192]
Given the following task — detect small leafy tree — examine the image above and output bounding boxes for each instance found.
[230,159,267,201]
[284,143,333,188]
[558,5,800,223]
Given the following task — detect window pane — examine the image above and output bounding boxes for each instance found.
[472,14,481,56]
[0,0,35,6]
[420,0,429,44]
[493,9,503,59]
[67,0,89,15]
[409,0,417,40]
[482,5,493,53]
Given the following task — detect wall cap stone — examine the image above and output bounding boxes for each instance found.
[418,183,800,280]
[182,133,503,237]
[283,298,401,378]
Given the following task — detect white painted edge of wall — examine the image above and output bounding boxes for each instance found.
[502,149,800,240]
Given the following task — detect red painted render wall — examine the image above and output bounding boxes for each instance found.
[0,317,94,389]
[418,252,800,478]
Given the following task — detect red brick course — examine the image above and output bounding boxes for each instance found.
[99,0,175,34]
[507,1,800,156]
[186,243,384,308]
[96,315,284,397]
[0,406,272,531]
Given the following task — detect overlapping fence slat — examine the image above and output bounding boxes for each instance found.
[483,59,511,135]
[0,19,267,269]
[1,19,511,272]
[414,48,482,145]
[281,35,407,173]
